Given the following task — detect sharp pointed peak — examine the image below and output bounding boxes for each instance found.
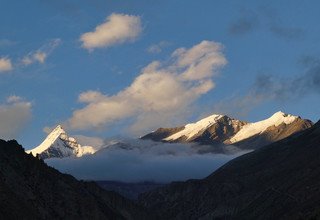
[49,124,66,134]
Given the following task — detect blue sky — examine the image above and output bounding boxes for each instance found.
[1,0,320,149]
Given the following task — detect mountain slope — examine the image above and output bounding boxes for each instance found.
[139,120,320,219]
[142,111,313,151]
[0,139,150,220]
[26,125,96,159]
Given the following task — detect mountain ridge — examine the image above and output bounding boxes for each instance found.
[142,111,313,151]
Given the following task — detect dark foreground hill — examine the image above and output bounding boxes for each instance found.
[97,181,166,201]
[0,139,150,220]
[139,121,320,220]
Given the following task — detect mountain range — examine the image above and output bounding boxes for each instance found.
[2,111,320,219]
[27,111,313,158]
[142,111,313,152]
[138,120,320,219]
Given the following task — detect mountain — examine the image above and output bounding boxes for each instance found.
[139,120,320,220]
[97,181,166,201]
[0,139,151,219]
[142,111,313,151]
[26,125,96,159]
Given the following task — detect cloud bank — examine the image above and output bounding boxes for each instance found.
[46,139,247,183]
[0,96,32,139]
[0,57,13,73]
[66,41,227,134]
[80,13,142,50]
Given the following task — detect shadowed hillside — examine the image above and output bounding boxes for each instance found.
[139,121,320,219]
[0,139,150,220]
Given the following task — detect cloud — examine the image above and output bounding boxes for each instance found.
[6,95,23,103]
[80,13,142,50]
[229,7,304,40]
[248,61,320,101]
[73,135,104,148]
[228,10,259,35]
[46,139,248,182]
[269,26,304,40]
[212,58,320,117]
[0,57,13,73]
[65,41,227,134]
[147,41,171,54]
[22,39,61,66]
[0,96,32,139]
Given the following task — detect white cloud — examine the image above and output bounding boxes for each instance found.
[66,41,227,134]
[22,39,61,66]
[73,135,104,148]
[0,96,32,139]
[80,13,142,50]
[6,95,23,103]
[0,57,13,72]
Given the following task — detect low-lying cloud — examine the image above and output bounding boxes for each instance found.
[80,13,142,50]
[66,41,227,134]
[0,96,32,139]
[46,139,248,183]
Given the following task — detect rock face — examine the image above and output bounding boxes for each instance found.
[142,111,313,151]
[26,125,96,159]
[142,126,185,142]
[0,139,150,220]
[139,121,320,220]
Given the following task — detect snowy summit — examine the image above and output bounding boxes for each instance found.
[229,111,299,143]
[26,125,96,159]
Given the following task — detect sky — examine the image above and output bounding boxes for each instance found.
[1,0,320,149]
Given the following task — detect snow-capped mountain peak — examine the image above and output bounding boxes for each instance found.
[142,111,312,151]
[26,125,96,159]
[164,114,224,141]
[229,111,299,143]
